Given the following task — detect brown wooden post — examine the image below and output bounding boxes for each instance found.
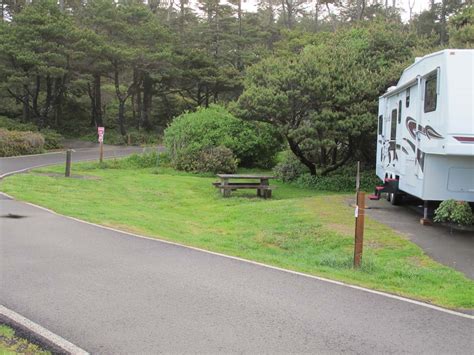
[127,133,131,145]
[223,178,230,197]
[353,191,365,268]
[65,149,72,177]
[99,141,104,163]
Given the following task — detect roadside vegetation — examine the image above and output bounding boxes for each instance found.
[0,116,63,157]
[0,324,50,355]
[2,153,473,310]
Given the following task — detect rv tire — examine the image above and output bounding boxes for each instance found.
[390,192,402,206]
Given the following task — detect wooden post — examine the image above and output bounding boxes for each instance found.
[355,161,360,192]
[65,149,72,177]
[127,133,131,145]
[354,191,365,268]
[99,141,104,163]
[222,178,230,197]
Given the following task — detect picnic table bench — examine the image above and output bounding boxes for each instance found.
[213,174,276,198]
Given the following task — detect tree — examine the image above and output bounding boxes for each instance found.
[237,21,423,175]
[448,5,474,48]
[0,0,83,127]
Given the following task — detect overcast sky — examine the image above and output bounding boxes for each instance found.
[234,0,432,22]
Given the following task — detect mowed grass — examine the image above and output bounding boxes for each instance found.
[1,159,473,309]
[0,324,50,354]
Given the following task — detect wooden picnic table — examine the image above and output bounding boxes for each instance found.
[213,174,276,198]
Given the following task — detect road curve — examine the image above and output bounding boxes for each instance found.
[0,144,144,178]
[0,151,473,354]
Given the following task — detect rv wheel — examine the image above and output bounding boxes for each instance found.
[390,193,402,206]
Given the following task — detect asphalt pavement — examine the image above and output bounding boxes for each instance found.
[0,150,473,354]
[0,144,144,178]
[365,198,474,279]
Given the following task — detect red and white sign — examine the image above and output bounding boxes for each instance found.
[98,127,105,143]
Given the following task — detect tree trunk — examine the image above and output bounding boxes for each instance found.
[22,85,30,122]
[141,73,153,131]
[94,74,103,127]
[118,99,127,137]
[440,0,448,45]
[287,135,317,176]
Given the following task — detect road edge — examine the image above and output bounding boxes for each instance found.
[0,305,89,355]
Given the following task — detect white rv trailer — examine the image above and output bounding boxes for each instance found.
[373,49,474,205]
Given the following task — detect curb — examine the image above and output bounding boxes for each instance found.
[0,305,89,355]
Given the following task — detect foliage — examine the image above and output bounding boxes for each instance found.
[0,116,37,131]
[41,128,64,149]
[448,6,474,48]
[0,324,50,355]
[80,129,160,146]
[174,146,238,174]
[275,151,379,192]
[0,116,63,150]
[237,20,427,176]
[164,105,281,169]
[273,150,309,182]
[99,152,160,170]
[434,200,474,226]
[3,162,474,309]
[0,129,44,157]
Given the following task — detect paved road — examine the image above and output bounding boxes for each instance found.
[1,152,473,354]
[365,198,474,279]
[0,144,144,178]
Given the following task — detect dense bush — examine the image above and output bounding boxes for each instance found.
[274,151,379,192]
[434,200,473,226]
[174,146,238,174]
[41,128,64,149]
[273,151,309,182]
[164,105,281,169]
[0,116,37,131]
[0,129,45,157]
[0,116,63,150]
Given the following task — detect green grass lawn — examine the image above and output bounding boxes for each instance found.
[0,324,50,354]
[2,157,473,310]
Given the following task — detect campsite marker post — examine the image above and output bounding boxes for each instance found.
[98,127,105,163]
[65,149,72,177]
[354,162,365,268]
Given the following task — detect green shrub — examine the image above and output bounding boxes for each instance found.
[274,151,379,192]
[434,200,473,226]
[273,151,309,182]
[164,105,281,169]
[0,116,63,150]
[175,146,238,174]
[41,128,64,149]
[0,116,37,131]
[0,129,45,157]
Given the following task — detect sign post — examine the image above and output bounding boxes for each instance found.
[98,127,105,163]
[354,161,365,268]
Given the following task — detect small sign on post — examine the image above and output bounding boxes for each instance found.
[98,127,105,163]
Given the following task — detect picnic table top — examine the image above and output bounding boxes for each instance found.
[216,174,275,179]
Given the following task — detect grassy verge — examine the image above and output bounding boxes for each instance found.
[0,324,50,354]
[1,158,473,309]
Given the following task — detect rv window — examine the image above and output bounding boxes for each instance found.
[405,88,410,107]
[424,74,437,113]
[398,100,402,123]
[391,109,397,140]
[378,115,383,135]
